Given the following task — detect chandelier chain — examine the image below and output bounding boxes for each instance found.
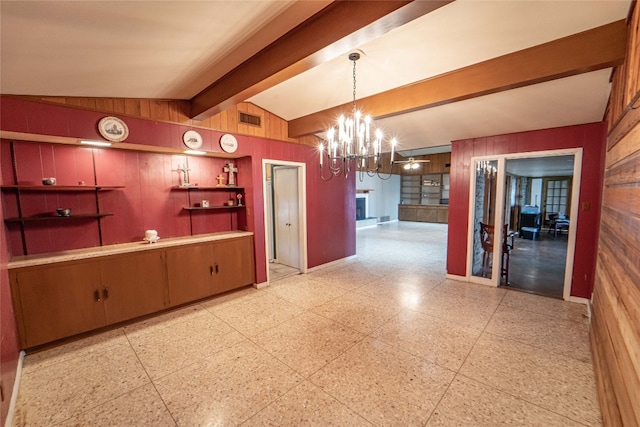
[352,58,357,115]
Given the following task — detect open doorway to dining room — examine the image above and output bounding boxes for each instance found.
[503,156,574,298]
[468,149,580,300]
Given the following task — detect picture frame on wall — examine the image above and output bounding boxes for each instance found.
[98,116,129,142]
[183,130,204,149]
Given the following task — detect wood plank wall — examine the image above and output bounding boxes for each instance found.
[16,96,300,145]
[592,3,640,426]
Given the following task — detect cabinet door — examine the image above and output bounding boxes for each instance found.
[13,261,105,348]
[212,236,255,293]
[166,243,216,306]
[100,251,168,324]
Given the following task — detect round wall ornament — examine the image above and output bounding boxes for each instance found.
[183,130,203,149]
[220,133,238,153]
[98,116,129,142]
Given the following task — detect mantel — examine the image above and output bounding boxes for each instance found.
[356,189,374,194]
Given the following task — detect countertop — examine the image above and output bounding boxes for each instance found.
[8,231,253,269]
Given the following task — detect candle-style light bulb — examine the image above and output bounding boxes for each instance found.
[390,137,397,165]
[364,115,371,144]
[319,143,324,167]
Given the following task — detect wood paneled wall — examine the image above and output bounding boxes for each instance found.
[592,3,640,426]
[17,96,298,144]
[397,152,451,176]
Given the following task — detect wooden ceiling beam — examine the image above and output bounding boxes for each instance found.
[189,0,454,121]
[289,19,628,138]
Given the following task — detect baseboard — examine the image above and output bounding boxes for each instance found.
[306,255,357,273]
[566,295,590,306]
[253,281,269,289]
[445,274,468,282]
[4,350,25,427]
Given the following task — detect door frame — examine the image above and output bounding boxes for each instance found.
[465,148,582,301]
[262,159,308,282]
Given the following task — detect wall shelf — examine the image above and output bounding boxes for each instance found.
[183,206,245,211]
[1,185,124,192]
[4,213,114,223]
[1,181,124,255]
[170,185,246,234]
[171,186,244,191]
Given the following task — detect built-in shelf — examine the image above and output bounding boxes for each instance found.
[171,186,244,191]
[183,206,245,211]
[1,185,124,191]
[1,183,124,255]
[4,213,114,223]
[170,185,246,233]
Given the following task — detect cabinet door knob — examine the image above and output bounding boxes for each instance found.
[210,266,214,276]
[103,287,109,299]
[94,289,101,302]
[215,264,219,274]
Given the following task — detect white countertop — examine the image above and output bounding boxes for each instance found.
[8,231,253,269]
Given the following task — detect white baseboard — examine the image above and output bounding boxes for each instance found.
[254,281,269,289]
[306,255,357,273]
[4,350,25,427]
[445,274,468,282]
[566,295,590,305]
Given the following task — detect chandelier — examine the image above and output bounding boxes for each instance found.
[477,160,497,177]
[318,52,397,180]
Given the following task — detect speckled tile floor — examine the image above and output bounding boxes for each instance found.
[12,222,600,426]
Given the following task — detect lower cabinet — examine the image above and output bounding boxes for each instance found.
[100,251,168,324]
[10,235,255,348]
[11,261,106,348]
[398,205,449,224]
[166,236,255,306]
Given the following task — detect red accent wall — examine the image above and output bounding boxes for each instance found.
[0,97,356,406]
[0,154,20,427]
[447,122,607,299]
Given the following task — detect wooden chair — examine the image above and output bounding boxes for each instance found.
[547,212,570,237]
[479,222,513,283]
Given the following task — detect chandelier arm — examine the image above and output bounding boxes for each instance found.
[319,167,335,181]
[375,171,394,180]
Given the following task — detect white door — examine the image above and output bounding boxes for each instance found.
[274,166,300,269]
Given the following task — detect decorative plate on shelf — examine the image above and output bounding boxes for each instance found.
[98,116,129,142]
[183,130,203,149]
[220,133,238,153]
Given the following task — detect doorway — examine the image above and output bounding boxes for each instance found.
[263,160,307,282]
[466,149,581,300]
[504,156,574,298]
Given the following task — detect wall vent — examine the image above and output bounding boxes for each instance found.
[239,112,261,127]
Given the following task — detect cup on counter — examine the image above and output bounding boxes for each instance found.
[144,229,159,243]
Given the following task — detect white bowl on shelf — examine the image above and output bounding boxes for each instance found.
[143,230,159,243]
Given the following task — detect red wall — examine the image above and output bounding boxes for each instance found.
[1,96,356,273]
[0,193,20,426]
[447,122,607,299]
[0,97,356,409]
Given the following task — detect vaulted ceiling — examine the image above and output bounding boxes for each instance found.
[0,1,631,155]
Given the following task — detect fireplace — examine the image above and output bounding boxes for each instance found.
[356,197,366,220]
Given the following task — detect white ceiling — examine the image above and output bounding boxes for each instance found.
[0,0,632,155]
[506,155,575,177]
